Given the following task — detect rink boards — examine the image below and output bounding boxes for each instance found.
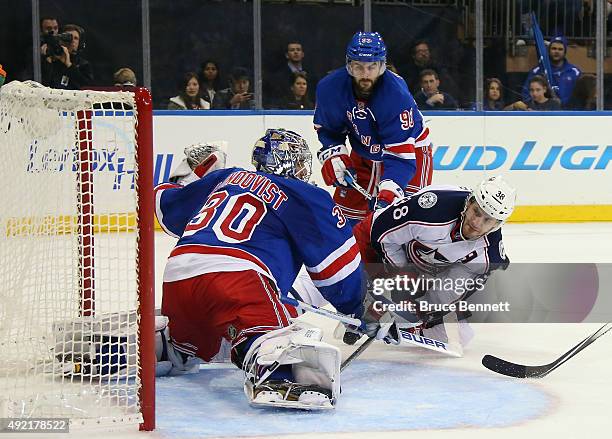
[152,111,612,222]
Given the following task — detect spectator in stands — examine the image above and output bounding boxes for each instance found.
[264,41,316,107]
[276,72,314,110]
[413,69,458,110]
[521,35,580,107]
[213,67,255,110]
[167,72,210,110]
[113,67,137,87]
[506,75,561,111]
[481,78,505,110]
[400,40,458,97]
[198,60,221,107]
[40,15,59,77]
[565,74,596,110]
[386,62,400,75]
[41,23,93,90]
[40,16,59,35]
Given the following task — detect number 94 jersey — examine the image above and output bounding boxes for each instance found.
[314,68,430,180]
[154,167,364,316]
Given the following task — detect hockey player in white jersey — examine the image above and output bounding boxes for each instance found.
[350,176,517,345]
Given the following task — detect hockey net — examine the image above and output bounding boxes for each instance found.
[0,81,155,430]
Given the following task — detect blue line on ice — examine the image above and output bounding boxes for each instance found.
[156,361,551,437]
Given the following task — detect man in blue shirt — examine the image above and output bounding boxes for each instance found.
[522,35,581,107]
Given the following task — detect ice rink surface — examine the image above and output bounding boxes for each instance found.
[83,223,612,439]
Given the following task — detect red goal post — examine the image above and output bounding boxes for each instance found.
[0,81,155,431]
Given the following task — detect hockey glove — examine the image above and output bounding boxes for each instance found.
[185,143,227,177]
[169,143,227,185]
[374,179,404,210]
[318,144,355,187]
[337,297,401,346]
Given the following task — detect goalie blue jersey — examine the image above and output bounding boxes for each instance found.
[314,67,431,188]
[154,167,364,316]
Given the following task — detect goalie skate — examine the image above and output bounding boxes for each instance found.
[250,380,334,410]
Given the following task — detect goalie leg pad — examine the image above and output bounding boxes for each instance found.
[52,312,139,378]
[155,315,202,377]
[243,323,340,410]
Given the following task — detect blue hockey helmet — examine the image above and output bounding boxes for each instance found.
[346,31,387,63]
[252,128,312,182]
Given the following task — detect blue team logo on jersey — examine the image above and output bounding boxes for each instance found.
[418,192,438,209]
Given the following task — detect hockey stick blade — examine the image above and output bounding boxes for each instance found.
[482,323,612,378]
[398,328,463,358]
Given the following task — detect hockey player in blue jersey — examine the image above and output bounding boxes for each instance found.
[154,129,366,410]
[349,176,516,346]
[314,31,433,224]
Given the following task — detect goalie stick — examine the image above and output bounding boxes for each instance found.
[482,322,612,378]
[281,296,376,372]
[281,296,362,328]
[282,296,461,357]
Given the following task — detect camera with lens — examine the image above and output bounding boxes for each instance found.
[41,32,73,57]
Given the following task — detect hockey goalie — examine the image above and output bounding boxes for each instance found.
[151,129,366,410]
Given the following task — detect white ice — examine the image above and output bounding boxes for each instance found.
[61,223,612,438]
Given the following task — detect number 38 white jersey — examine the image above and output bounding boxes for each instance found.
[369,185,509,276]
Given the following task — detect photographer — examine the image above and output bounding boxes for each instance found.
[40,16,59,37]
[41,23,93,90]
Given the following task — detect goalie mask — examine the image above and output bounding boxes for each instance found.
[251,128,312,182]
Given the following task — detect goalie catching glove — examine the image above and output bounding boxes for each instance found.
[169,141,227,185]
[317,144,356,187]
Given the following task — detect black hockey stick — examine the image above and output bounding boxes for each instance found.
[340,336,376,372]
[482,323,612,378]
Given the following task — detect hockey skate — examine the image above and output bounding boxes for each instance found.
[250,379,334,410]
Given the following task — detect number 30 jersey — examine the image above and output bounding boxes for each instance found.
[154,167,364,316]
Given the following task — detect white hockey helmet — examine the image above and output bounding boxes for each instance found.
[472,175,516,222]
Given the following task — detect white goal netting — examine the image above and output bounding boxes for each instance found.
[0,81,151,428]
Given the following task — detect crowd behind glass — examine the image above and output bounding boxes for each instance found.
[2,0,610,111]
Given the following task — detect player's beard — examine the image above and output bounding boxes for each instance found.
[354,79,375,99]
